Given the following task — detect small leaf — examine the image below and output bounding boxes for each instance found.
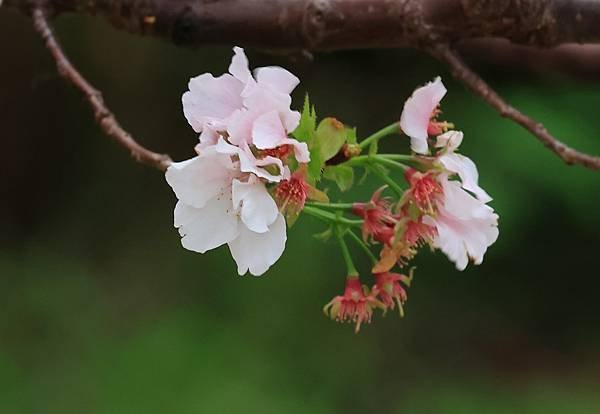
[345,127,358,145]
[316,117,348,161]
[292,95,323,184]
[323,165,354,192]
[292,94,317,145]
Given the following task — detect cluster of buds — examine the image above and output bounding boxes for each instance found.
[166,49,498,331]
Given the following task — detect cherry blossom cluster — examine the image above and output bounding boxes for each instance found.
[165,48,499,332]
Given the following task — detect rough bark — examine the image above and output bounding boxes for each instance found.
[5,0,600,51]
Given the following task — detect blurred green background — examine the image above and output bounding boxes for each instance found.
[1,8,600,414]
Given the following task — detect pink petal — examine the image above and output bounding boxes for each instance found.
[228,46,252,83]
[254,66,300,95]
[400,77,447,154]
[439,153,492,203]
[252,110,288,149]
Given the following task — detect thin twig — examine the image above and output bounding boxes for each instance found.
[31,7,172,171]
[429,44,600,171]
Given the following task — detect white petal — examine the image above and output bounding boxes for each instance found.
[425,180,499,270]
[229,47,252,83]
[242,86,299,132]
[228,214,287,276]
[439,154,493,203]
[254,66,300,95]
[165,150,235,208]
[441,177,493,220]
[252,110,287,149]
[410,136,429,155]
[428,206,498,271]
[400,77,447,154]
[174,198,239,254]
[182,73,243,133]
[436,130,463,153]
[232,179,278,233]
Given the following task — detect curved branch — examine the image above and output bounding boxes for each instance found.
[31,7,172,171]
[429,44,600,170]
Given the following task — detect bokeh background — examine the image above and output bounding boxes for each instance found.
[1,8,600,414]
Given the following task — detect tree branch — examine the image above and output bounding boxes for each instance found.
[429,44,600,171]
[7,0,600,50]
[5,0,600,171]
[30,7,172,171]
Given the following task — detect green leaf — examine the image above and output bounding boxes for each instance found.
[323,165,354,192]
[292,94,317,145]
[316,117,348,161]
[292,94,323,183]
[345,127,358,145]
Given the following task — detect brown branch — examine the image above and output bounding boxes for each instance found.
[30,7,172,171]
[5,0,599,171]
[6,0,600,51]
[429,44,600,171]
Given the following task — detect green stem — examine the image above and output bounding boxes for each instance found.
[305,202,354,210]
[371,156,410,171]
[369,167,405,196]
[378,154,417,162]
[342,155,409,171]
[347,230,378,265]
[358,123,400,150]
[337,229,358,276]
[302,206,362,227]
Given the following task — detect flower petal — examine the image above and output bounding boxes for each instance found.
[182,73,243,133]
[254,66,300,95]
[165,150,235,208]
[232,178,278,233]
[400,77,447,154]
[425,205,498,271]
[435,130,463,153]
[284,138,311,163]
[439,155,493,203]
[252,110,287,149]
[174,198,240,254]
[440,176,493,220]
[228,47,252,83]
[215,138,288,182]
[228,214,287,276]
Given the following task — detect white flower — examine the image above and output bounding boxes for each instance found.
[423,175,498,271]
[400,77,447,154]
[435,131,492,203]
[165,144,287,276]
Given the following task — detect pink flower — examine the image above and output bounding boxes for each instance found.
[323,277,383,333]
[373,270,413,316]
[435,131,492,203]
[165,145,287,276]
[182,47,301,151]
[423,175,499,270]
[352,187,398,246]
[404,168,443,213]
[400,77,448,154]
